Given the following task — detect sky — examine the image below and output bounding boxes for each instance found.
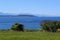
[0,0,60,16]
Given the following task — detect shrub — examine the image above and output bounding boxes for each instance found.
[11,23,24,31]
[41,20,60,32]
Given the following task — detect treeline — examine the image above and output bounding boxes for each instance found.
[10,20,60,32]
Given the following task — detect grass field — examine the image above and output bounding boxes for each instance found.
[0,31,60,40]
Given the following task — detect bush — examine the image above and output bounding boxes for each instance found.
[24,29,40,32]
[11,23,24,31]
[41,20,60,32]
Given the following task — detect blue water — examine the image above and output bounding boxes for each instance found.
[0,16,40,29]
[0,16,60,29]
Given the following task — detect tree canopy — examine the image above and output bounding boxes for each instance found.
[11,23,24,31]
[41,20,60,32]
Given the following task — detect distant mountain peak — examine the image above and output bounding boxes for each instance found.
[0,12,39,17]
[18,14,37,17]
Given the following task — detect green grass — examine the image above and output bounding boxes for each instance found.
[0,31,60,40]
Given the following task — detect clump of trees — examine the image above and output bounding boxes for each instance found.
[11,23,24,31]
[41,20,60,32]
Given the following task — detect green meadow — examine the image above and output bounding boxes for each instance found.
[0,31,60,40]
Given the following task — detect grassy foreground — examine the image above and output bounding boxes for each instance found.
[0,31,60,40]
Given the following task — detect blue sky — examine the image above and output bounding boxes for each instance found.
[0,0,60,16]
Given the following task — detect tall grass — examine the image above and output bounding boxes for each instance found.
[0,31,60,40]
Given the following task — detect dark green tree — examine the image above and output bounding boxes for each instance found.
[11,23,24,31]
[41,20,60,32]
